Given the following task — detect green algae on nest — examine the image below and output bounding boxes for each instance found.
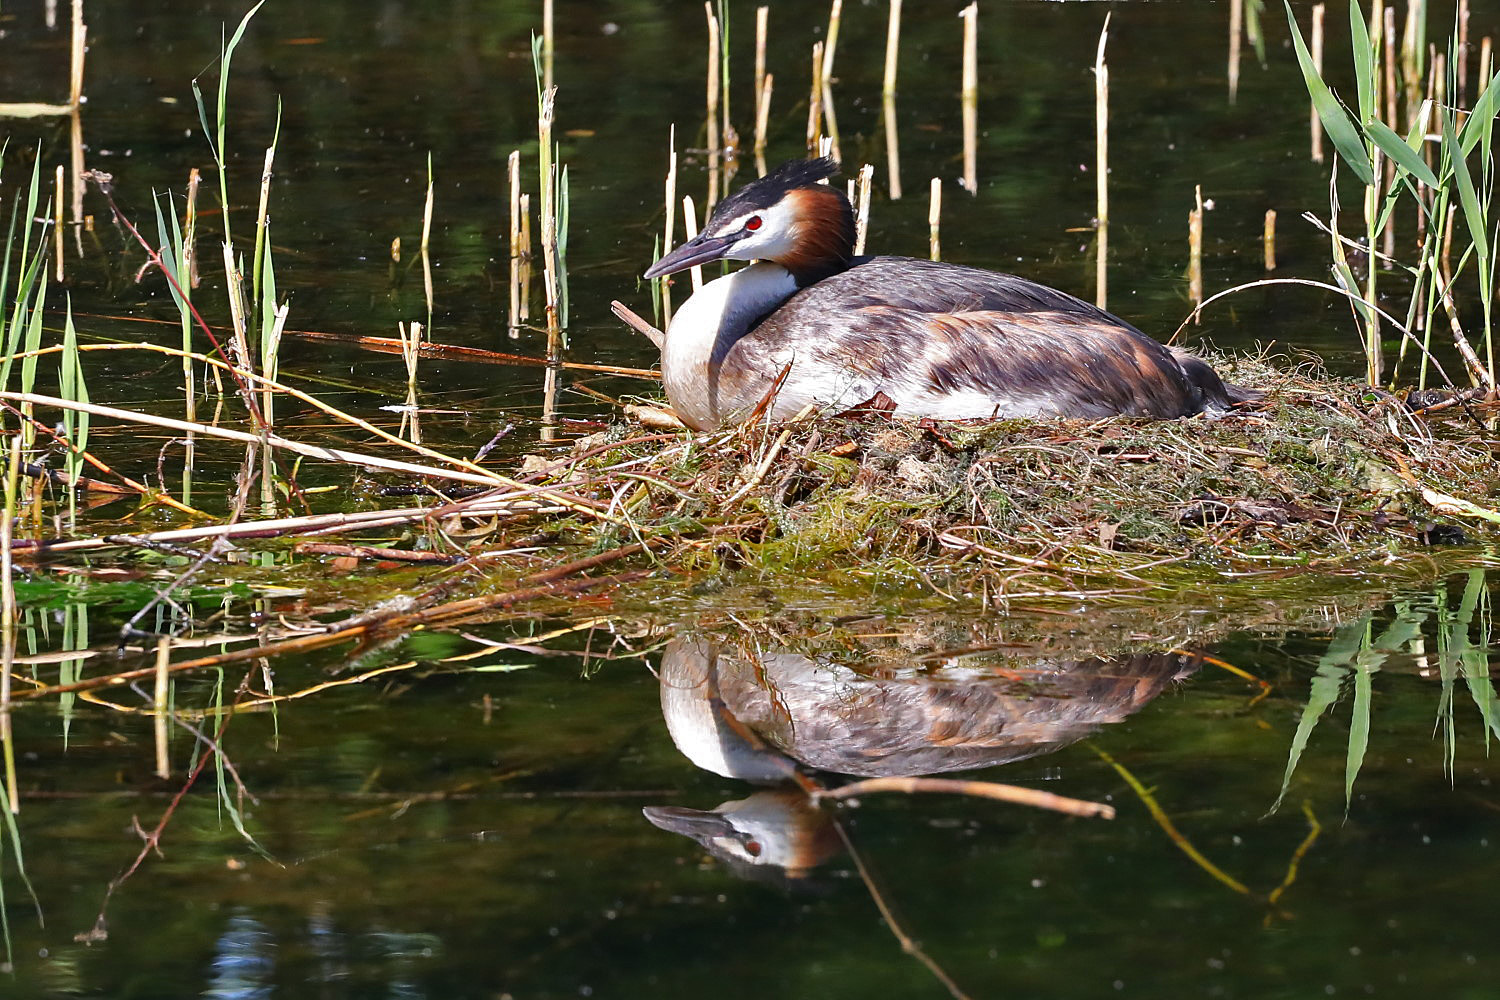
[532,357,1500,597]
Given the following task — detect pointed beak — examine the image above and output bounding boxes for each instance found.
[644,232,737,279]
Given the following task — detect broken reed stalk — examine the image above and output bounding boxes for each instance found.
[929,177,942,261]
[682,194,705,292]
[508,150,522,333]
[852,163,874,255]
[1229,0,1244,102]
[883,0,903,200]
[961,3,978,195]
[1264,208,1277,271]
[1,435,19,814]
[221,242,251,373]
[184,167,201,289]
[537,86,563,352]
[705,3,722,203]
[1311,3,1326,163]
[1189,184,1204,309]
[1482,36,1493,92]
[807,41,825,152]
[1095,15,1110,309]
[153,638,170,779]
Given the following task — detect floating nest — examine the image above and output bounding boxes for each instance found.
[522,354,1499,601]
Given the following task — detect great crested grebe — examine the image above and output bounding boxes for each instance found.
[643,157,1246,431]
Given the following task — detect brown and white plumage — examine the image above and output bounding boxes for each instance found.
[644,157,1243,431]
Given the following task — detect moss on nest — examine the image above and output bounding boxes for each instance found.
[524,357,1499,599]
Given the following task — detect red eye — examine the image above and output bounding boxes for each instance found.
[746,216,763,231]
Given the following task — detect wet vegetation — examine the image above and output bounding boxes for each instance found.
[0,1,1498,997]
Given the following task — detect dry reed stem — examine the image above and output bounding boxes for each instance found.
[852,163,874,255]
[542,0,554,92]
[662,124,678,325]
[961,3,978,195]
[1229,0,1243,102]
[1311,4,1326,163]
[222,242,250,370]
[508,150,522,332]
[54,164,65,282]
[822,0,842,87]
[705,3,722,202]
[754,74,773,164]
[0,391,602,500]
[1094,15,1109,308]
[1189,184,1204,308]
[929,177,942,260]
[883,0,902,100]
[518,192,532,322]
[807,41,824,152]
[682,194,704,292]
[754,6,769,135]
[1264,209,1277,271]
[1458,0,1470,103]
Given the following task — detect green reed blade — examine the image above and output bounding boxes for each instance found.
[1459,73,1500,156]
[1348,0,1374,125]
[1285,1,1374,185]
[1443,108,1490,273]
[1366,119,1439,188]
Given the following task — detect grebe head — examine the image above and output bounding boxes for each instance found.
[644,157,856,285]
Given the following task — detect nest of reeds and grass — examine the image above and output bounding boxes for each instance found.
[511,352,1498,600]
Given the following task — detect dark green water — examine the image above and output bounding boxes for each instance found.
[1,1,1499,997]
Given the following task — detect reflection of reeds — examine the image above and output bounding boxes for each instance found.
[507,149,522,334]
[1,434,21,814]
[883,0,903,200]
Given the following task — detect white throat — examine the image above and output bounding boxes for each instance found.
[662,262,798,371]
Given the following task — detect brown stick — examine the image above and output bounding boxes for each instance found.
[815,776,1115,819]
[610,300,666,349]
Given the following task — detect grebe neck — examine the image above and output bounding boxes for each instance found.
[661,261,800,429]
